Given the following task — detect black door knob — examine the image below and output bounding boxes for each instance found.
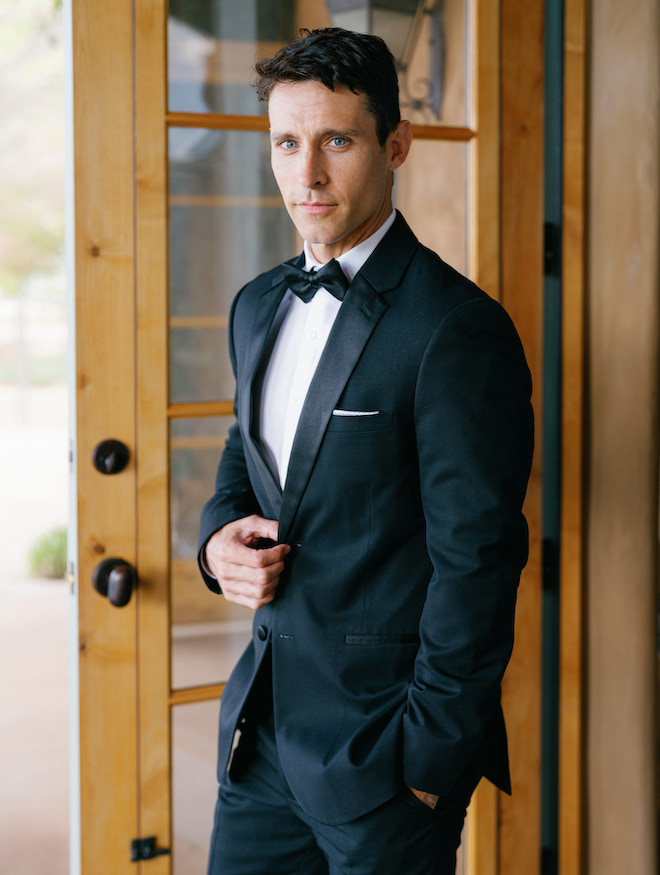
[92,557,135,607]
[92,439,130,475]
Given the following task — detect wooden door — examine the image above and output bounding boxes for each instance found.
[71,1,544,872]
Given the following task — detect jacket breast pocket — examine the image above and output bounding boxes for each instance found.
[326,410,393,433]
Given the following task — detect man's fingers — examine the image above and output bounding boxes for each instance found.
[232,514,281,548]
[207,538,289,580]
[219,556,285,609]
[219,573,280,610]
[204,515,290,609]
[207,517,288,570]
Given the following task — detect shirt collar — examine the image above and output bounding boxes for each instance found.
[303,210,397,282]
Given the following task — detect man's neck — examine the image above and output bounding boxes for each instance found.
[304,210,397,283]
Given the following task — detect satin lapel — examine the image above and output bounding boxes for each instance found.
[278,273,389,540]
[237,272,291,516]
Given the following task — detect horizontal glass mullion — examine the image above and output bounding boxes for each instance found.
[167,111,268,132]
[166,112,475,142]
[168,401,235,420]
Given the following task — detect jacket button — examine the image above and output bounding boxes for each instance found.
[257,625,268,641]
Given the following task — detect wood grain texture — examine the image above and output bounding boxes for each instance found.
[134,1,172,871]
[498,0,545,873]
[586,1,660,872]
[465,2,501,871]
[559,0,587,872]
[73,0,139,871]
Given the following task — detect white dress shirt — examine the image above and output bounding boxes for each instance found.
[256,210,396,489]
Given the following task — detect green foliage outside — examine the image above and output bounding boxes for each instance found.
[28,526,67,579]
[0,0,65,297]
[0,0,67,391]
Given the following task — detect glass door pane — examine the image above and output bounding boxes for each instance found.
[168,0,304,115]
[170,416,254,690]
[169,127,295,404]
[172,701,220,872]
[396,139,469,273]
[167,0,469,125]
[405,0,469,127]
[166,2,472,871]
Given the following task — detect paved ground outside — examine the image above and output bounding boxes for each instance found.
[0,384,223,875]
[0,385,69,875]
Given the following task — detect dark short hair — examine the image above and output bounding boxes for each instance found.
[254,28,400,146]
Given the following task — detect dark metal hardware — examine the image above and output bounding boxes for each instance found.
[92,557,135,607]
[131,837,171,862]
[542,538,560,593]
[92,439,130,475]
[544,221,562,277]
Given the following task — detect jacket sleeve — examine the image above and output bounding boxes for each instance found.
[402,295,534,796]
[197,290,262,593]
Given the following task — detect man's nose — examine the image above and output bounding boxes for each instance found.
[298,148,327,188]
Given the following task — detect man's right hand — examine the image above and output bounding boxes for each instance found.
[205,515,291,610]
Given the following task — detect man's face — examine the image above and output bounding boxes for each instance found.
[268,80,411,262]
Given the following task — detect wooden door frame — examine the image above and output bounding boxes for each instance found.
[72,0,172,870]
[73,0,143,871]
[470,3,592,871]
[467,2,546,873]
[465,2,540,873]
[559,0,588,872]
[498,2,545,873]
[70,1,552,872]
[134,0,172,867]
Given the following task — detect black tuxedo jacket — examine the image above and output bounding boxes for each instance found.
[198,212,533,826]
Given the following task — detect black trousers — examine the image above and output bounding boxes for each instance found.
[207,669,477,875]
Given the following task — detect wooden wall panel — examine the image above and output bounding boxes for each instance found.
[498,1,545,873]
[586,1,660,873]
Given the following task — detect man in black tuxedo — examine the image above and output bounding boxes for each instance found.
[198,27,533,875]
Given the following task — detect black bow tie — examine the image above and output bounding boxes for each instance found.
[281,258,349,303]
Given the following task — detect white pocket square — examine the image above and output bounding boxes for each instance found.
[332,409,380,417]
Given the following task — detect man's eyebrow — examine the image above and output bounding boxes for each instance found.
[270,128,361,141]
[323,128,360,139]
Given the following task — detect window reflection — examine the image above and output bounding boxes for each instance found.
[167,0,467,126]
[172,701,219,873]
[169,127,296,403]
[168,0,298,115]
[395,139,468,274]
[166,0,471,675]
[170,417,231,567]
[170,417,254,690]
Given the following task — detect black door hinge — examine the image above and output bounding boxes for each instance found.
[544,221,562,276]
[542,537,560,592]
[131,837,171,862]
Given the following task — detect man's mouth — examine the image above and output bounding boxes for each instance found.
[296,202,336,215]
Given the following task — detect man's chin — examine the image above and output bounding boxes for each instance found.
[288,211,342,245]
[293,226,345,250]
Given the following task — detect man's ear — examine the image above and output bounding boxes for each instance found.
[388,120,413,171]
